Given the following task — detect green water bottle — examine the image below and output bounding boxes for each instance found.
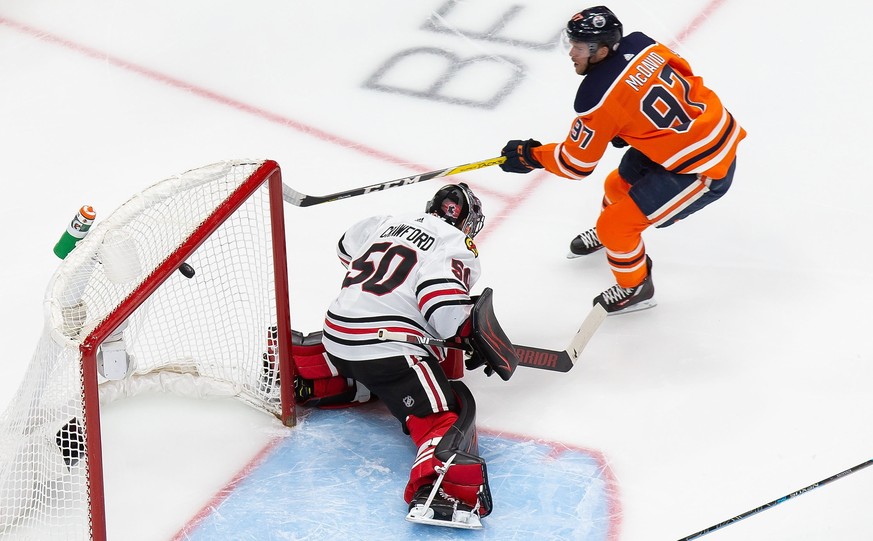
[53,205,96,259]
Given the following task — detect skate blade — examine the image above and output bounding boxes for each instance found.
[405,506,483,530]
[566,248,604,259]
[606,298,657,316]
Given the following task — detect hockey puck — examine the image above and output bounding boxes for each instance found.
[178,262,195,278]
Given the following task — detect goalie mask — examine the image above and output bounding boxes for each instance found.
[425,183,485,239]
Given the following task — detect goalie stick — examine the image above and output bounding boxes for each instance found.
[677,457,873,540]
[281,156,506,207]
[377,303,607,373]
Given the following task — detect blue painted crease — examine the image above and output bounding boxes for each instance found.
[186,407,615,541]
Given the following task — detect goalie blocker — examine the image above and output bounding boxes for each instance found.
[462,288,519,381]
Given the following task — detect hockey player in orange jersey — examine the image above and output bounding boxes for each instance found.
[499,6,745,315]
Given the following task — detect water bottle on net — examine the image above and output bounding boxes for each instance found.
[53,205,96,260]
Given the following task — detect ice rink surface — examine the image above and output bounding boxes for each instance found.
[2,1,873,539]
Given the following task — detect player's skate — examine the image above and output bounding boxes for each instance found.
[567,228,604,259]
[406,484,482,530]
[593,256,656,315]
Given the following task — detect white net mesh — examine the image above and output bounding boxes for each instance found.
[0,159,288,540]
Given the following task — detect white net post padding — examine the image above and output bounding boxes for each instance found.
[0,159,294,540]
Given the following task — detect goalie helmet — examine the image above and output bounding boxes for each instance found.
[425,183,485,239]
[566,6,623,52]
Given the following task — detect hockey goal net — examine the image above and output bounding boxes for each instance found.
[0,159,294,540]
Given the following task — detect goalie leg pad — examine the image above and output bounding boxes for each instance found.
[435,381,492,517]
[403,381,492,517]
[291,330,372,408]
[404,410,459,502]
[293,335,339,380]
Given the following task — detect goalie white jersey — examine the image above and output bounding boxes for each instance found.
[323,212,481,362]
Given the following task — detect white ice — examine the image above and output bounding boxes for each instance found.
[1,1,872,540]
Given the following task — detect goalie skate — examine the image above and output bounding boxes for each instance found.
[405,485,482,530]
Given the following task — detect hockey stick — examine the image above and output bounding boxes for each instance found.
[376,303,607,373]
[282,156,506,207]
[677,458,873,540]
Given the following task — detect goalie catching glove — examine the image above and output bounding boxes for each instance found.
[459,288,519,381]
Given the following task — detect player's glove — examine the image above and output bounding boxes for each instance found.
[500,139,543,174]
[610,136,629,148]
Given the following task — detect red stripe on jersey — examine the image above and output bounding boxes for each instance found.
[323,319,378,335]
[324,319,425,338]
[418,288,466,310]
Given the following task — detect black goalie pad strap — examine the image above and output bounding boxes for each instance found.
[435,381,493,517]
[470,288,519,381]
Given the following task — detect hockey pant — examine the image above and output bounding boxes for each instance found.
[597,148,735,288]
[405,381,492,517]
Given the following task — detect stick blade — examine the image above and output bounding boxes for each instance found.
[513,303,607,373]
[565,303,608,363]
[282,183,306,206]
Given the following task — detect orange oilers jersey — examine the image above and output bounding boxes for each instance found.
[531,32,746,180]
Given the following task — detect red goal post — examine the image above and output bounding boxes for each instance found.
[0,159,295,540]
